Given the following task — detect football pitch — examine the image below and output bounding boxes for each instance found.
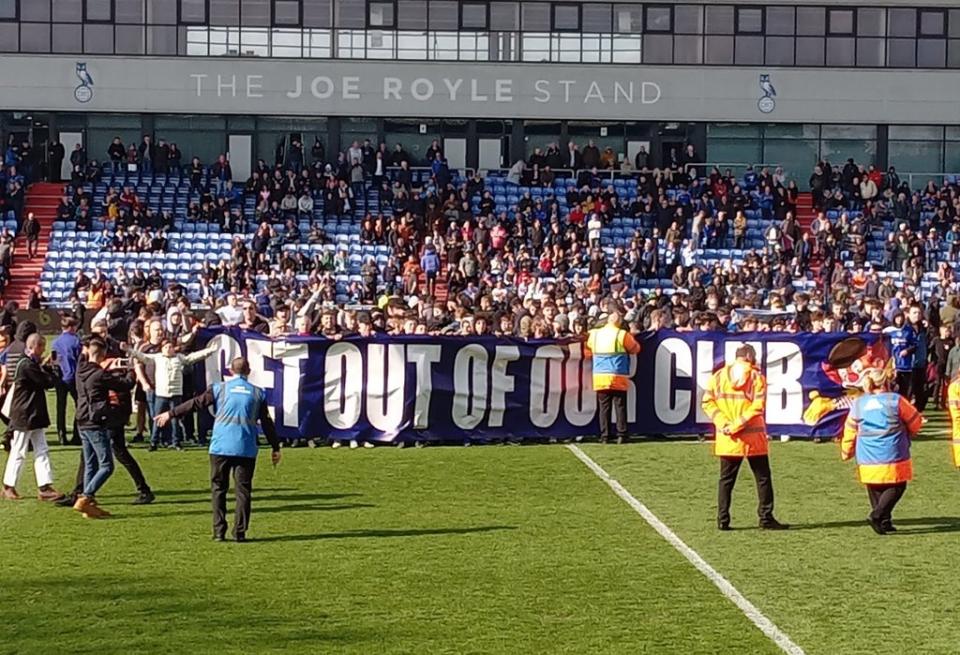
[1,413,958,654]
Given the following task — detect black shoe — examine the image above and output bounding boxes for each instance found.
[131,434,145,444]
[881,522,896,533]
[718,521,731,531]
[148,444,158,452]
[55,493,78,508]
[132,490,155,505]
[759,519,790,530]
[58,434,69,446]
[235,533,247,543]
[868,516,887,535]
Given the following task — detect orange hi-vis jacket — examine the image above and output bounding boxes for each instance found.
[947,377,960,467]
[701,360,769,457]
[585,324,641,392]
[841,392,922,484]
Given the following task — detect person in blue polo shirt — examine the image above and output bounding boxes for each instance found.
[51,317,82,446]
[154,356,280,542]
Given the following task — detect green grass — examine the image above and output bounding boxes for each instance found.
[0,401,957,654]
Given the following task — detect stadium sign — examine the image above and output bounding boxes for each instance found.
[194,329,859,442]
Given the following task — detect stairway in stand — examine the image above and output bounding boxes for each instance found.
[6,182,61,307]
[795,192,823,284]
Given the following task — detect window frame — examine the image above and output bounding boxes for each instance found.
[367,0,396,28]
[826,7,855,36]
[919,8,947,38]
[178,0,207,25]
[84,0,114,22]
[735,6,763,35]
[643,4,672,33]
[272,0,302,27]
[551,2,580,33]
[459,0,487,30]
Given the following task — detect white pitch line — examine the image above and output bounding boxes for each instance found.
[566,444,806,655]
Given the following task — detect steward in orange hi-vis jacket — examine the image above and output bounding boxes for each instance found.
[842,368,923,535]
[585,310,640,444]
[947,376,960,468]
[701,344,789,532]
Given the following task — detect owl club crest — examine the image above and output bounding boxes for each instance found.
[74,62,94,103]
[758,74,776,114]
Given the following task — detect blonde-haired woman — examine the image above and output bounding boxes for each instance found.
[841,369,923,535]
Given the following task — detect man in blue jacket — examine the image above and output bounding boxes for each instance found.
[51,317,82,446]
[154,357,280,542]
[889,311,917,400]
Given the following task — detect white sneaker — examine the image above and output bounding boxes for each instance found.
[349,439,359,449]
[779,435,791,442]
[331,441,341,449]
[362,441,375,449]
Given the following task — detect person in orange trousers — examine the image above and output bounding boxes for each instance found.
[842,369,923,535]
[701,344,789,531]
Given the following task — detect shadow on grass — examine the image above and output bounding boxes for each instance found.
[154,492,362,506]
[249,525,518,543]
[147,487,295,497]
[118,502,375,519]
[790,516,960,534]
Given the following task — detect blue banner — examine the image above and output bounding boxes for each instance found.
[190,329,873,443]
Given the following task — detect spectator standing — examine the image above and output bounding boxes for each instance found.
[51,317,82,446]
[47,138,65,183]
[23,212,40,259]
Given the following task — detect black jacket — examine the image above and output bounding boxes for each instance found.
[75,360,136,430]
[9,355,59,431]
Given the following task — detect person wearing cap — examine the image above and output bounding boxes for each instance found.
[154,356,281,542]
[842,368,923,535]
[702,344,788,531]
[585,309,641,444]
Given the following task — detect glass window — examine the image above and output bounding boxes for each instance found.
[397,0,425,29]
[735,35,762,64]
[795,36,824,65]
[179,0,205,23]
[673,33,701,63]
[369,1,394,27]
[115,24,145,53]
[826,37,854,65]
[643,34,671,63]
[21,22,51,50]
[0,22,17,47]
[765,36,794,65]
[951,10,960,38]
[85,0,113,21]
[673,5,701,34]
[84,23,113,52]
[920,10,945,37]
[614,4,641,33]
[737,8,762,34]
[796,7,824,36]
[521,2,548,31]
[115,0,144,22]
[52,22,82,51]
[705,35,733,64]
[489,2,516,30]
[918,39,946,67]
[53,0,82,21]
[889,141,943,176]
[302,0,331,27]
[242,0,270,26]
[428,0,457,29]
[645,5,671,33]
[705,5,733,35]
[766,7,793,35]
[888,8,916,38]
[828,9,853,35]
[857,38,884,66]
[888,38,916,67]
[0,0,15,18]
[950,40,960,68]
[210,0,239,24]
[889,126,942,140]
[306,27,331,55]
[611,34,640,61]
[856,8,884,36]
[581,3,610,32]
[461,1,487,29]
[146,24,177,53]
[553,4,578,31]
[334,0,363,27]
[273,0,299,25]
[146,0,176,23]
[21,1,49,21]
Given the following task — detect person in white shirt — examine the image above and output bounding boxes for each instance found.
[587,213,603,248]
[216,293,244,326]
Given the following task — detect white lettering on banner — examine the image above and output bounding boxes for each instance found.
[614,82,634,104]
[287,75,302,98]
[695,340,715,423]
[453,345,488,429]
[342,76,360,100]
[311,76,334,99]
[470,79,488,102]
[276,342,308,429]
[534,80,551,103]
[411,78,434,101]
[558,80,575,103]
[407,344,441,429]
[217,74,236,97]
[642,82,661,104]
[246,74,263,98]
[190,73,208,96]
[495,79,513,102]
[245,339,275,419]
[655,338,692,425]
[584,81,605,104]
[529,345,564,428]
[442,77,462,101]
[366,344,406,435]
[764,342,803,424]
[564,342,596,427]
[324,342,363,429]
[383,77,402,100]
[489,346,520,428]
[202,334,242,416]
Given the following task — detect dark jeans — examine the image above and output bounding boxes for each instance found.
[80,428,114,498]
[72,427,150,496]
[895,370,913,401]
[867,482,906,527]
[151,394,182,447]
[911,368,928,412]
[718,455,775,526]
[56,380,80,445]
[597,390,627,440]
[210,455,256,539]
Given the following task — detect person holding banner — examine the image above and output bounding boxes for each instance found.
[841,368,922,535]
[701,344,788,531]
[585,310,641,444]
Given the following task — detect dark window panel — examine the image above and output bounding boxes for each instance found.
[673,33,701,63]
[302,0,332,27]
[887,38,916,67]
[856,8,884,36]
[461,1,487,30]
[704,34,733,64]
[210,0,239,25]
[334,0,362,27]
[764,36,794,65]
[645,5,671,33]
[115,24,145,52]
[489,2,517,30]
[396,0,425,28]
[737,8,762,34]
[673,5,701,34]
[918,38,946,67]
[21,22,51,51]
[146,23,177,53]
[581,3,610,33]
[796,7,824,36]
[84,23,113,52]
[553,4,579,31]
[949,39,960,67]
[52,0,82,21]
[888,8,916,38]
[52,22,82,51]
[242,0,270,26]
[179,0,206,23]
[856,37,884,66]
[734,35,762,64]
[0,22,17,48]
[921,10,945,37]
[146,0,175,24]
[826,37,854,65]
[613,4,642,34]
[369,1,394,27]
[521,2,548,31]
[86,0,113,21]
[429,0,457,29]
[951,10,960,38]
[21,1,50,21]
[795,36,824,65]
[766,7,793,36]
[642,33,671,63]
[705,5,733,35]
[0,0,15,19]
[116,0,144,23]
[828,9,853,35]
[274,0,300,26]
